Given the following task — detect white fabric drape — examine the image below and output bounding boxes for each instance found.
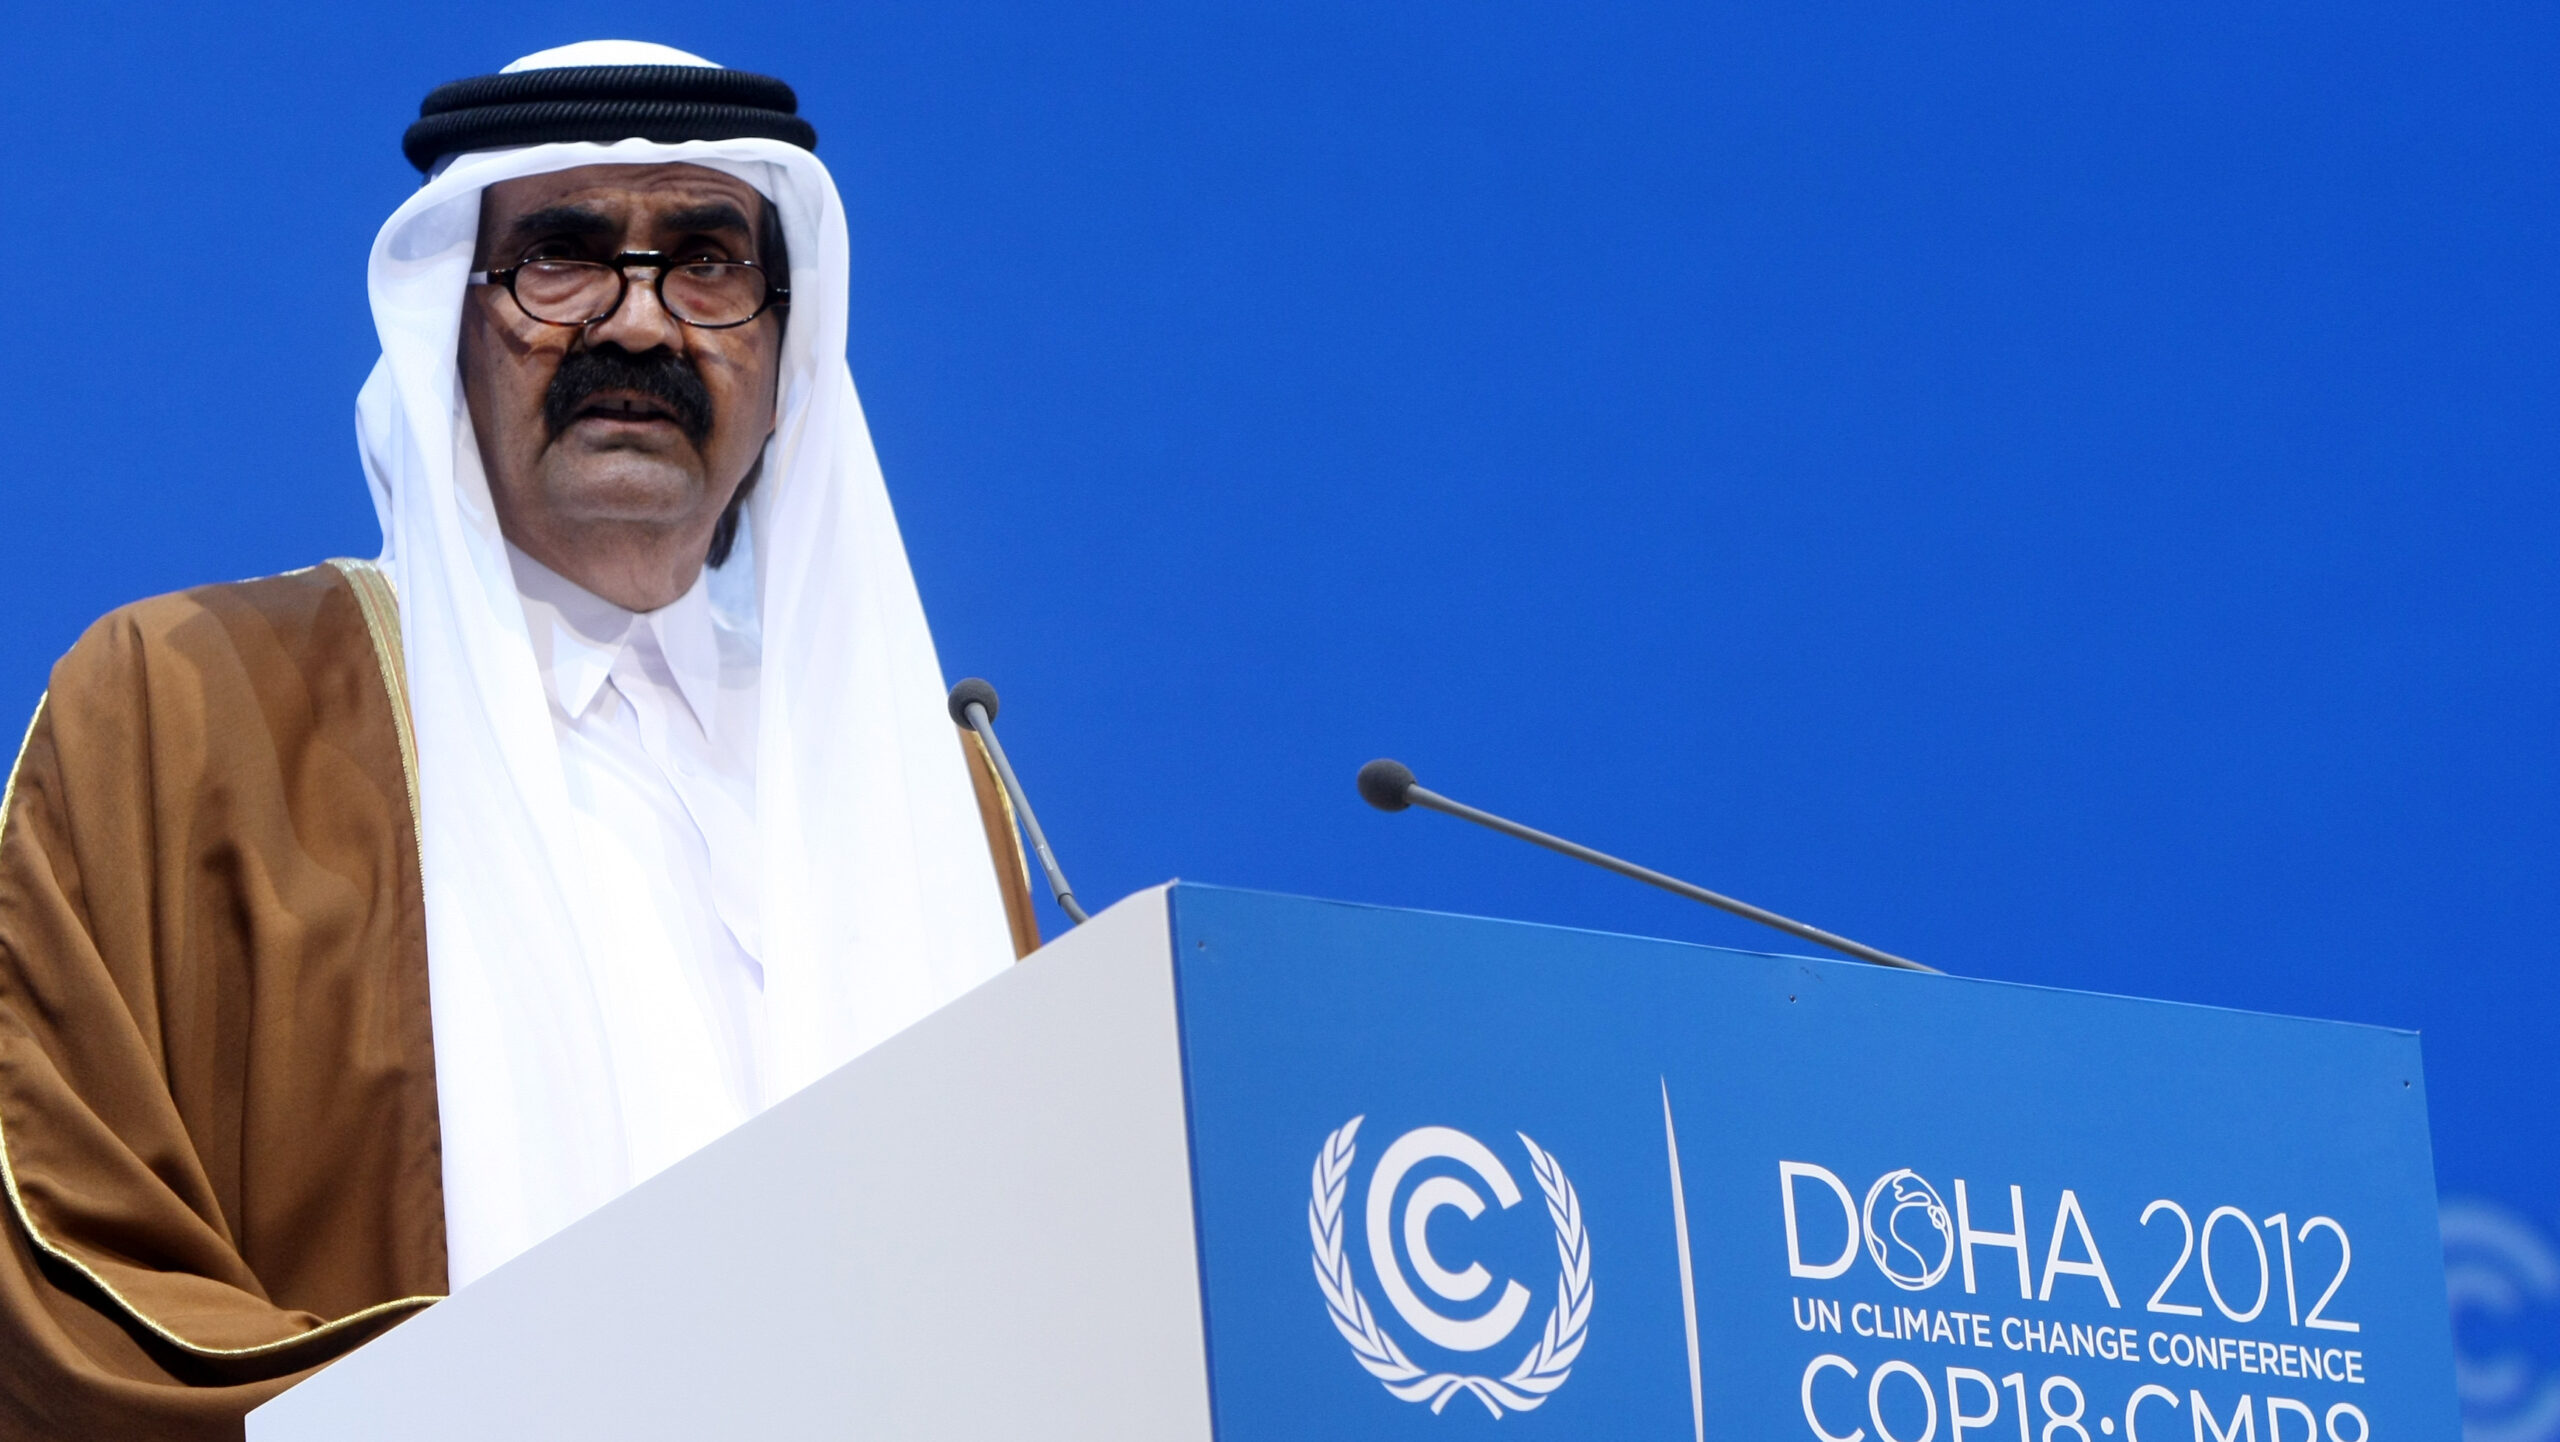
[355,42,1016,1288]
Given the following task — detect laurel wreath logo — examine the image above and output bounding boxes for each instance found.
[1307,1116,1594,1418]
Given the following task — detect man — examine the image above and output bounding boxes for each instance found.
[0,41,1036,1438]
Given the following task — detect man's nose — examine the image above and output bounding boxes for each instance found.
[582,268,686,354]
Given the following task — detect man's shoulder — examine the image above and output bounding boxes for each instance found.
[56,562,387,695]
[92,563,357,636]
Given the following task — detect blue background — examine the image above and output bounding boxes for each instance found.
[1170,884,2455,1437]
[0,6,2550,1432]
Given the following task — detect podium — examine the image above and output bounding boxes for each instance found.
[249,884,2459,1440]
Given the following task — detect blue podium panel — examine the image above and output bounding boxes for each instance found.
[1169,884,2456,1441]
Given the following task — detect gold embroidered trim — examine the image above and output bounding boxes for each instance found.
[0,694,441,1359]
[328,558,423,871]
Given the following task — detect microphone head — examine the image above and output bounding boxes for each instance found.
[947,677,1000,726]
[1357,758,1417,812]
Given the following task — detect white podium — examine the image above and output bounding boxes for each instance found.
[250,888,1212,1440]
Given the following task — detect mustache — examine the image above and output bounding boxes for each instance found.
[542,346,714,442]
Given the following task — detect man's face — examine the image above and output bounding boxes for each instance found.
[461,163,783,609]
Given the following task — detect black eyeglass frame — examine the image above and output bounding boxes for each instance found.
[467,251,790,330]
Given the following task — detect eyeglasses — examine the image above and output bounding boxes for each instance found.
[468,251,788,330]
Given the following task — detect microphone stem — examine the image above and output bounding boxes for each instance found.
[963,701,1091,925]
[1405,785,1936,973]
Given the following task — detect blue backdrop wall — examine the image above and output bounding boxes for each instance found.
[2,5,2550,1434]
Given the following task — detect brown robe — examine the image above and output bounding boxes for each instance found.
[0,561,1037,1438]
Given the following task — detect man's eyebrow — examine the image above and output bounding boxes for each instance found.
[501,205,618,243]
[660,201,754,235]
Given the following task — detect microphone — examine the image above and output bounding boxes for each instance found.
[949,679,1090,924]
[1356,758,1934,972]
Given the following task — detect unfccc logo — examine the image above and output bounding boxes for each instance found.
[1309,1118,1594,1417]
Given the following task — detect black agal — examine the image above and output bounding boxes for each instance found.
[401,65,817,174]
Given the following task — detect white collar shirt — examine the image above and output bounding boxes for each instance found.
[509,543,769,1184]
